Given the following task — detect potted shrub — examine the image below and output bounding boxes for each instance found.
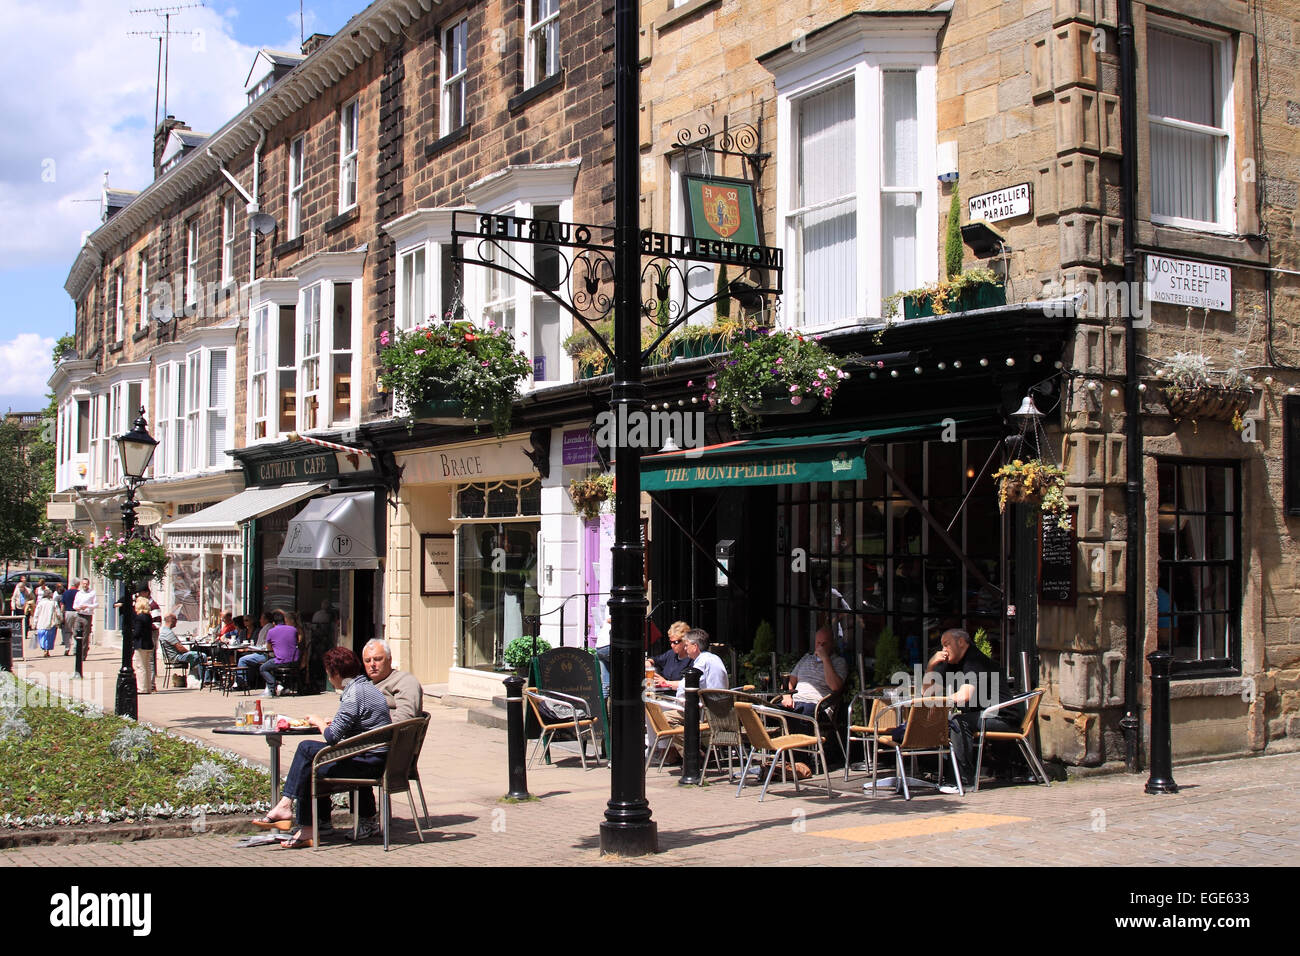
[992,458,1071,531]
[87,529,169,585]
[503,635,552,676]
[378,316,533,437]
[657,317,752,362]
[1159,351,1253,425]
[703,328,849,429]
[569,473,614,520]
[890,267,1006,319]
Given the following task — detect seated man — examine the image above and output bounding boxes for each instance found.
[658,628,728,759]
[362,639,423,721]
[646,620,692,684]
[258,610,300,698]
[921,628,1021,786]
[779,626,846,718]
[158,613,208,683]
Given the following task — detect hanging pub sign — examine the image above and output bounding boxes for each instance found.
[1145,255,1232,312]
[684,174,762,247]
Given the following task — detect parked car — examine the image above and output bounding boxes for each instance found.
[0,570,67,606]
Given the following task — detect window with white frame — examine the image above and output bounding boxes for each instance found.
[172,359,186,474]
[138,251,148,330]
[247,294,297,443]
[186,351,201,472]
[154,363,170,474]
[90,393,106,487]
[251,304,270,440]
[530,203,562,381]
[276,306,295,435]
[185,219,199,305]
[288,136,305,239]
[113,269,124,342]
[481,236,516,337]
[772,26,937,324]
[1147,22,1235,231]
[387,210,466,333]
[526,0,560,89]
[206,350,229,466]
[154,349,232,475]
[338,98,359,212]
[295,278,359,431]
[397,246,427,331]
[442,18,468,135]
[221,196,237,284]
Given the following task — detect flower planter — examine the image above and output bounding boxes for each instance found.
[408,387,490,427]
[1163,385,1253,423]
[998,476,1040,506]
[903,281,1006,319]
[740,391,820,418]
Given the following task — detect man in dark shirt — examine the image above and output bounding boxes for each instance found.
[923,628,1022,785]
[647,620,692,682]
[60,581,80,656]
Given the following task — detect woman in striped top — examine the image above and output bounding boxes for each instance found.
[255,646,391,848]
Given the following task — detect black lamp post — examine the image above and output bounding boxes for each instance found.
[112,409,158,720]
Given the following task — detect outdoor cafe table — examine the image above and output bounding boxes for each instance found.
[214,725,320,803]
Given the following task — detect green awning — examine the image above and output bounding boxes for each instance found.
[641,421,950,490]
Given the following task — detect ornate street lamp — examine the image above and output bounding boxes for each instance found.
[112,409,158,719]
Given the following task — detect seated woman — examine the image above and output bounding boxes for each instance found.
[254,646,391,848]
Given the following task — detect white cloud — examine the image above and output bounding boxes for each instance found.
[0,333,56,410]
[0,1,259,271]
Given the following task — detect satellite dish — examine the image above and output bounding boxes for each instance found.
[251,212,277,236]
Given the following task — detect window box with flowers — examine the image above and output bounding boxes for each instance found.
[1157,351,1253,428]
[378,318,533,437]
[87,530,169,587]
[889,267,1005,319]
[702,329,849,429]
[992,458,1071,531]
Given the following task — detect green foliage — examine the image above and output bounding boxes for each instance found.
[52,335,76,364]
[973,626,993,658]
[86,529,168,583]
[569,473,614,520]
[753,619,774,656]
[945,185,964,279]
[503,635,552,669]
[0,419,46,563]
[886,266,1003,318]
[716,264,731,319]
[704,329,849,429]
[378,318,533,438]
[872,626,904,686]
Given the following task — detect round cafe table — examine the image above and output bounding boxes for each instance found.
[214,725,320,804]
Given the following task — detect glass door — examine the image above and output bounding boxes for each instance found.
[456,522,540,669]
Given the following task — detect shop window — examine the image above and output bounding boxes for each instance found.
[1147,22,1235,232]
[454,479,542,520]
[1156,460,1241,674]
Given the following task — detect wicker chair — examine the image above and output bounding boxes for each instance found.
[869,696,963,801]
[973,689,1049,791]
[699,689,761,778]
[844,689,900,780]
[311,715,429,851]
[524,688,603,770]
[644,697,686,772]
[733,701,833,801]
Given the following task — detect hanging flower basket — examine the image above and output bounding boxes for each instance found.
[705,329,848,429]
[86,530,169,584]
[992,459,1071,531]
[740,387,820,418]
[569,474,614,520]
[1163,384,1253,423]
[408,385,490,426]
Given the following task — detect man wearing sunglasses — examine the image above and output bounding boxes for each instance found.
[646,620,692,683]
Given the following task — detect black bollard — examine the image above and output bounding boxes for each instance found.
[1144,651,1179,794]
[679,666,703,786]
[503,675,531,800]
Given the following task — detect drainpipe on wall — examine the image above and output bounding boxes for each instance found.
[249,123,266,285]
[1118,0,1143,774]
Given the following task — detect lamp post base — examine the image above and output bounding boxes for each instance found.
[599,817,658,857]
[114,666,138,720]
[1144,778,1180,795]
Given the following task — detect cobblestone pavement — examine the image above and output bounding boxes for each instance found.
[3,647,1297,866]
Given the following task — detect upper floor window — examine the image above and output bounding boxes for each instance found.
[525,0,560,89]
[296,279,359,432]
[770,23,938,324]
[339,98,359,212]
[442,18,468,135]
[288,135,305,240]
[1147,22,1235,232]
[221,196,237,285]
[137,251,149,331]
[113,269,124,342]
[185,219,199,305]
[1157,460,1241,675]
[153,348,232,476]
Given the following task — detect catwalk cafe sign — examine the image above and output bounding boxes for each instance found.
[246,452,338,487]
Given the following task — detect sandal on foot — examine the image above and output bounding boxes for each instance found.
[252,816,293,831]
[278,829,313,849]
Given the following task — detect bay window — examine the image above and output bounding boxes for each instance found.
[293,256,362,432]
[246,279,298,444]
[769,18,938,324]
[153,346,234,476]
[384,207,468,331]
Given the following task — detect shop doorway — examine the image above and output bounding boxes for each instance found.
[456,522,540,669]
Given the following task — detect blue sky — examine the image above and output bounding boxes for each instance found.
[0,0,368,413]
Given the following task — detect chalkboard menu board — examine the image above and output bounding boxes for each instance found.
[0,616,23,668]
[529,646,608,753]
[1038,511,1077,605]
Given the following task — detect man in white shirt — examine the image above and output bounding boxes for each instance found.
[780,626,847,718]
[661,628,728,760]
[72,578,98,647]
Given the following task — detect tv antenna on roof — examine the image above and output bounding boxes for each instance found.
[129,2,206,129]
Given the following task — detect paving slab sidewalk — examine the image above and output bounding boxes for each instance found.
[3,646,1297,866]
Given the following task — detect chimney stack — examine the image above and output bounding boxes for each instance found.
[153,115,189,180]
